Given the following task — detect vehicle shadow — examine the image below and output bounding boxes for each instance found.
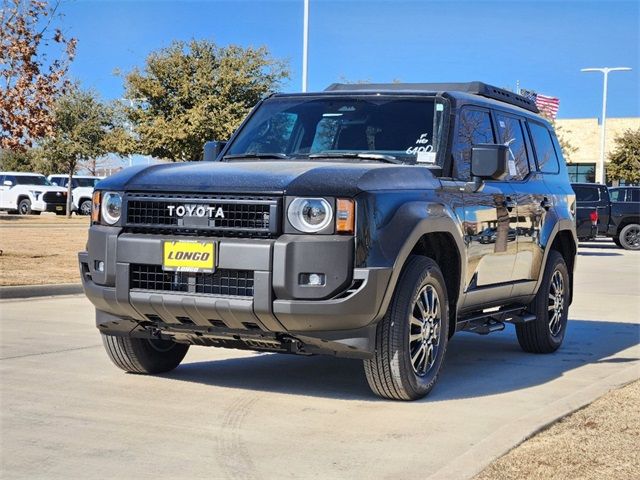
[578,251,622,256]
[161,319,639,401]
[579,240,620,250]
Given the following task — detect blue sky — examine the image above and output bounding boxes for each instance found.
[59,0,639,119]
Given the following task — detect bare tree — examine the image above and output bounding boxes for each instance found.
[0,0,77,150]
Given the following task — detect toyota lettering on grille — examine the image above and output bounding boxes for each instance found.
[166,204,225,218]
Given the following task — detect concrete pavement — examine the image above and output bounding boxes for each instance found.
[1,239,638,479]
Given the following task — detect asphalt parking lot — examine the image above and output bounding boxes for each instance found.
[1,239,638,480]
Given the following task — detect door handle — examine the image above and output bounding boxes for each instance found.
[540,198,552,210]
[502,197,516,211]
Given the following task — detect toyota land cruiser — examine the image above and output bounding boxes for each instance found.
[79,82,577,400]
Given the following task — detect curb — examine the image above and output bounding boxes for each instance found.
[427,362,640,480]
[0,283,83,300]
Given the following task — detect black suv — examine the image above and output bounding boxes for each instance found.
[79,82,577,400]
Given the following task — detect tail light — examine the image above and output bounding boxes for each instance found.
[589,210,598,225]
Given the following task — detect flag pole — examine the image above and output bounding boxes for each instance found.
[302,0,309,92]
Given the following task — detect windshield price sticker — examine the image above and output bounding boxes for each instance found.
[416,151,437,164]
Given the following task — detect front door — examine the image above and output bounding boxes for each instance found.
[450,107,519,309]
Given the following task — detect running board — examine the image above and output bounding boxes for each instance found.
[457,307,536,335]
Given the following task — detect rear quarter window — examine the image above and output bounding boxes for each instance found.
[528,122,560,173]
[573,185,600,202]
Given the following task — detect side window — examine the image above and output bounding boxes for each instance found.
[452,109,494,181]
[630,189,640,202]
[529,122,560,173]
[573,185,599,202]
[609,189,622,202]
[495,113,529,180]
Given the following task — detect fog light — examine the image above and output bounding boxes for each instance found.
[299,273,326,286]
[95,261,104,272]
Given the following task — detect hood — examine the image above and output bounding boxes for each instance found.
[16,184,67,194]
[96,160,441,197]
[72,186,94,195]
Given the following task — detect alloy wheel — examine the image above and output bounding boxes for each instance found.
[547,270,565,336]
[623,225,640,249]
[409,284,441,376]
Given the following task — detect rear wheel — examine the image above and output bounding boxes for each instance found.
[363,255,449,400]
[619,224,640,250]
[102,334,189,374]
[516,250,569,353]
[18,199,32,215]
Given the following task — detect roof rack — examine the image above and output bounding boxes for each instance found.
[324,81,539,114]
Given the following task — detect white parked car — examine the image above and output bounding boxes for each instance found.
[0,172,68,215]
[48,175,102,215]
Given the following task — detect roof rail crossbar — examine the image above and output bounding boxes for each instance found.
[324,81,539,114]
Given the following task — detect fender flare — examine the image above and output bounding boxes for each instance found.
[372,201,467,321]
[533,219,577,295]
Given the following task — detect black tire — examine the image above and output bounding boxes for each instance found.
[102,334,189,374]
[618,224,640,250]
[516,250,569,353]
[79,199,92,216]
[18,198,32,215]
[363,255,449,401]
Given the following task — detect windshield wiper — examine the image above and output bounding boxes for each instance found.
[223,153,289,160]
[308,151,403,165]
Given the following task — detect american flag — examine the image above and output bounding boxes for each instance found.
[520,89,560,119]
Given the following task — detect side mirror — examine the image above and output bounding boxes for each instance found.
[51,182,58,186]
[3,180,13,187]
[203,140,227,162]
[471,144,509,180]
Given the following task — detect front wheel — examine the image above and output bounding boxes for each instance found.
[102,334,189,374]
[18,199,32,215]
[516,250,570,353]
[363,255,449,401]
[619,224,640,250]
[79,199,92,216]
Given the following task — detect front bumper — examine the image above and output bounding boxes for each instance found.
[79,226,392,356]
[32,198,66,213]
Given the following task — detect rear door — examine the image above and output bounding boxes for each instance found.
[494,112,548,288]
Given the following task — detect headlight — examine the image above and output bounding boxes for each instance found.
[287,198,333,233]
[101,192,122,225]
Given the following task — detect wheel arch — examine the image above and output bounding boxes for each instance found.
[372,202,467,338]
[546,227,577,305]
[616,217,640,236]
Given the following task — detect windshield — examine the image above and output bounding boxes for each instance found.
[74,178,100,188]
[226,96,446,165]
[14,175,51,186]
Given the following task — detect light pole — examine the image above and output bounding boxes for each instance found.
[580,67,631,184]
[302,0,309,92]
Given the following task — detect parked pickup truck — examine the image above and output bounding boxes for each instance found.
[572,183,640,250]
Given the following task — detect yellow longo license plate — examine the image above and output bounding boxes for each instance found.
[162,241,216,273]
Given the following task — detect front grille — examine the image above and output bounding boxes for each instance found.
[42,192,66,204]
[124,193,279,238]
[130,264,254,297]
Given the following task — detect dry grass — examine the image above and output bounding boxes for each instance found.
[0,214,89,286]
[475,380,640,480]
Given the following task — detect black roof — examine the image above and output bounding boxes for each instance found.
[324,81,539,114]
